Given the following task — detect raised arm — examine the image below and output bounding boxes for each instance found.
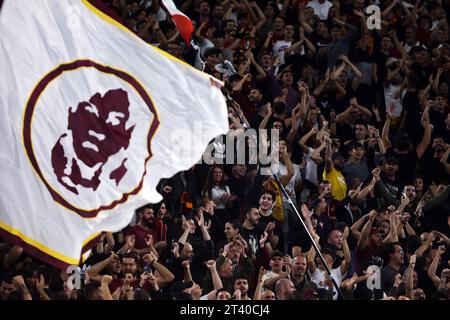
[381,113,392,149]
[278,145,295,187]
[324,136,334,173]
[416,106,432,159]
[13,276,32,300]
[307,242,318,275]
[433,68,444,95]
[298,9,313,34]
[350,213,369,240]
[357,210,377,250]
[405,254,416,300]
[382,212,399,244]
[259,105,272,130]
[143,252,175,288]
[415,232,434,258]
[440,146,450,174]
[87,252,119,277]
[253,267,266,300]
[299,127,318,154]
[3,245,23,269]
[179,215,191,244]
[341,55,362,79]
[246,51,267,80]
[427,245,445,288]
[206,260,223,290]
[341,227,351,275]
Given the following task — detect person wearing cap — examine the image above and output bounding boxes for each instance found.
[261,250,290,290]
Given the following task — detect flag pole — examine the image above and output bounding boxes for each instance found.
[222,95,346,299]
[270,170,346,300]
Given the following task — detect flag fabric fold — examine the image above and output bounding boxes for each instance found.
[0,0,227,269]
[161,0,194,45]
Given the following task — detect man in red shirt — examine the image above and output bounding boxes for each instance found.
[124,204,164,255]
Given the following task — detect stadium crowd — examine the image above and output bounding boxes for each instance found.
[1,0,450,300]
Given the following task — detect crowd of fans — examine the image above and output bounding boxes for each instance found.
[1,0,450,301]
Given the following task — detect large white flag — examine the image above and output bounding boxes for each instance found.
[0,0,228,268]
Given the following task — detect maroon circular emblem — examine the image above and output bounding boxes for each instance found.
[23,59,159,218]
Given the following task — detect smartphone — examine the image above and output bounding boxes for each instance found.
[143,264,153,273]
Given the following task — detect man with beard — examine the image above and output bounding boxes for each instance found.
[241,207,264,259]
[124,204,165,255]
[420,136,450,183]
[275,278,296,300]
[323,136,347,201]
[232,274,251,300]
[290,255,318,300]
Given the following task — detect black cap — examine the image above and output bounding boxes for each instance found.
[270,250,284,259]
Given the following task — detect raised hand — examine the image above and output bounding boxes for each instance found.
[182,260,190,269]
[259,231,269,248]
[181,215,189,231]
[145,234,153,247]
[126,235,136,249]
[206,260,216,270]
[301,204,312,220]
[101,275,113,285]
[265,222,276,233]
[172,242,180,258]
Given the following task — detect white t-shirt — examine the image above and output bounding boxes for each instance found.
[384,83,405,117]
[211,185,230,209]
[261,270,282,289]
[304,147,319,186]
[309,267,345,300]
[307,0,333,21]
[273,40,305,65]
[273,163,302,201]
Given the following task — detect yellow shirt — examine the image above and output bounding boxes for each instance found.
[323,167,347,201]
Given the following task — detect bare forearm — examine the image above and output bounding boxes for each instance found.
[184,267,193,283]
[200,226,211,241]
[179,229,190,244]
[154,261,175,286]
[211,268,223,290]
[253,280,264,300]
